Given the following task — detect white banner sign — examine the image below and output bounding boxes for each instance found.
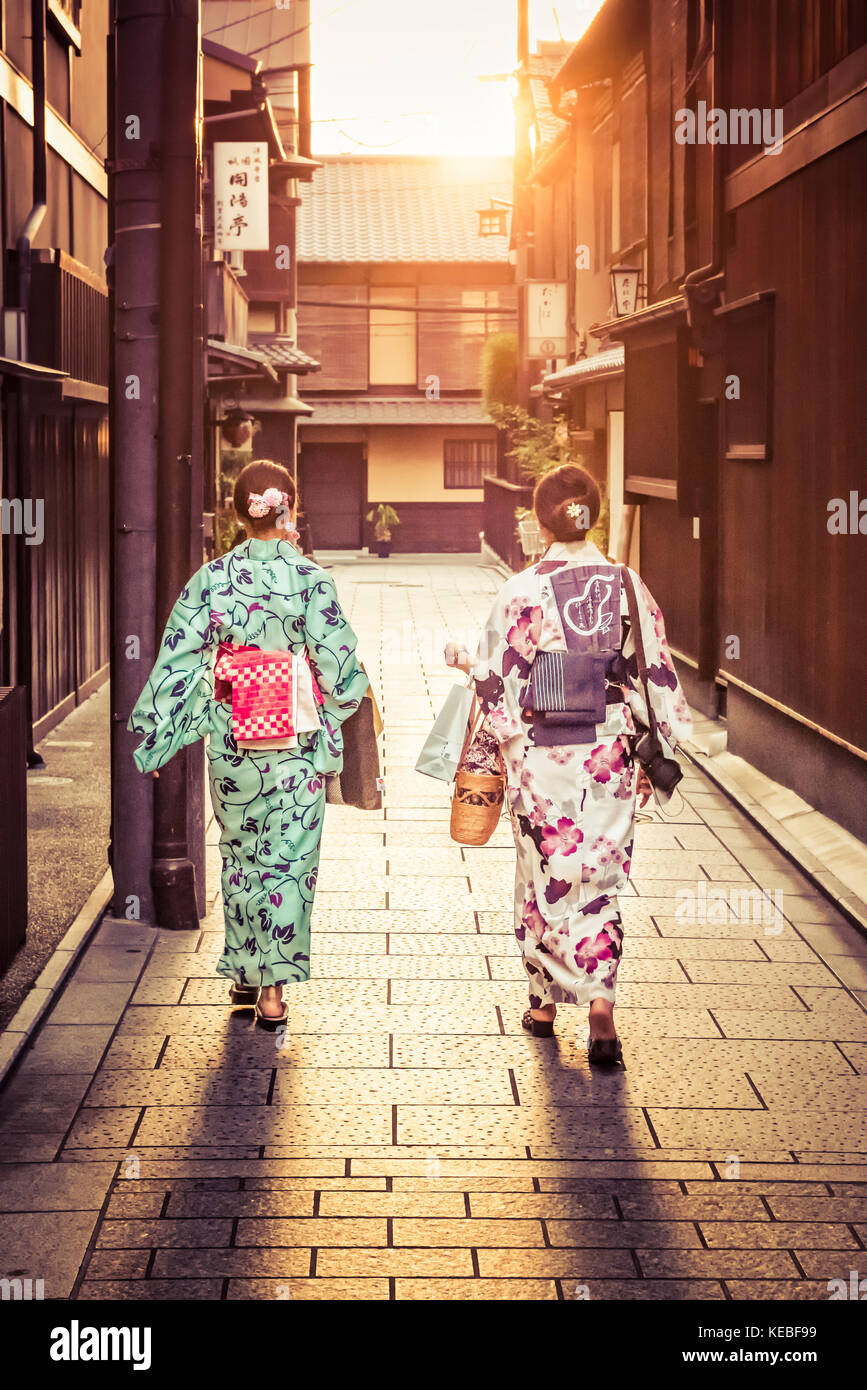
[526,281,567,357]
[214,142,269,251]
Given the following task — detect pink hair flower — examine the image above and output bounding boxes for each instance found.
[247,487,287,518]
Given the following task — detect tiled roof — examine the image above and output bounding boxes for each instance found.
[542,346,625,393]
[207,339,278,384]
[297,156,513,264]
[528,49,571,150]
[299,397,493,426]
[247,337,321,373]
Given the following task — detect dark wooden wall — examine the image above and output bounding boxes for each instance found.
[720,136,867,752]
[26,402,109,725]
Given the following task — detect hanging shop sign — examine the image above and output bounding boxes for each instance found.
[214,142,269,251]
[526,281,568,357]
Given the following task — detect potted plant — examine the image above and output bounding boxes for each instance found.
[366,503,401,558]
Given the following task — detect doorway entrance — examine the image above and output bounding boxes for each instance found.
[299,444,365,549]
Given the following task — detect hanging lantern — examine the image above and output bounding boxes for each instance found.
[220,407,255,448]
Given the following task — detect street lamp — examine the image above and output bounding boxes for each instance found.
[610,266,642,317]
[220,406,255,448]
[477,200,510,238]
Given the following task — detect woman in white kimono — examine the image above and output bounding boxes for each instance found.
[450,464,691,1065]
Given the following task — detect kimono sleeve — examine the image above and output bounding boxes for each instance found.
[304,569,369,729]
[471,582,542,744]
[128,564,220,773]
[621,569,692,748]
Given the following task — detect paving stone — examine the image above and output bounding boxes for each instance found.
[19,1025,116,1074]
[169,1191,318,1217]
[124,1159,348,1179]
[134,1104,393,1147]
[475,1248,636,1278]
[182,977,385,1008]
[105,1190,168,1219]
[616,1194,769,1220]
[512,1066,761,1110]
[823,957,867,990]
[651,915,798,939]
[130,977,186,1005]
[116,1004,501,1035]
[536,1178,684,1193]
[394,1277,558,1299]
[0,1073,95,1133]
[789,1250,867,1280]
[794,922,867,957]
[161,1034,389,1070]
[273,1067,513,1106]
[748,1072,867,1111]
[73,947,150,984]
[315,1247,474,1276]
[81,1247,151,1279]
[96,1217,234,1248]
[0,1211,99,1297]
[391,1176,536,1192]
[141,953,221,978]
[85,1069,271,1107]
[766,1195,867,1220]
[65,1108,142,1147]
[725,1280,833,1300]
[390,1217,544,1246]
[699,1220,858,1248]
[0,1161,115,1212]
[349,1157,715,1179]
[467,1193,617,1219]
[683,1180,828,1196]
[386,934,493,956]
[151,1246,312,1277]
[47,981,136,1026]
[316,1191,467,1217]
[227,1277,390,1299]
[636,1248,801,1278]
[547,1219,702,1248]
[396,1104,656,1149]
[777,898,853,926]
[235,1216,386,1246]
[711,1004,867,1041]
[312,953,491,980]
[680,960,839,986]
[78,1279,222,1299]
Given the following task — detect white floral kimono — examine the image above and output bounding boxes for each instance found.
[472,539,692,1008]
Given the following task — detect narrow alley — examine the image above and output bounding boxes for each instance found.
[1,557,866,1302]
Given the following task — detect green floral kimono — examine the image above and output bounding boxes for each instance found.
[129,537,368,987]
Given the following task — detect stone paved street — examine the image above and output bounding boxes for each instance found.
[2,557,867,1301]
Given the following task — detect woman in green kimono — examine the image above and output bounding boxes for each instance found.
[129,459,368,1029]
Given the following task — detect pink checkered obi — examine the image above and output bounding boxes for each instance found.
[214,643,323,745]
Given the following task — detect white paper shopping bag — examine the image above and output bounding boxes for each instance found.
[414,682,475,784]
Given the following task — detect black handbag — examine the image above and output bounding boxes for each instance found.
[621,569,683,797]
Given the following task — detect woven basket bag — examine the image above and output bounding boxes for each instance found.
[449,702,505,846]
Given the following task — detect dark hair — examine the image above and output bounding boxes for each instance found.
[533,463,600,542]
[233,458,297,532]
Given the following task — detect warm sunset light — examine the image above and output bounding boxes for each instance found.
[3,0,864,1340]
[309,0,608,153]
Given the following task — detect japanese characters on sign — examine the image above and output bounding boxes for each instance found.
[213,142,270,251]
[526,281,568,357]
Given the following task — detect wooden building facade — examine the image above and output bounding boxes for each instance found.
[1,0,110,742]
[296,156,516,554]
[515,0,867,840]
